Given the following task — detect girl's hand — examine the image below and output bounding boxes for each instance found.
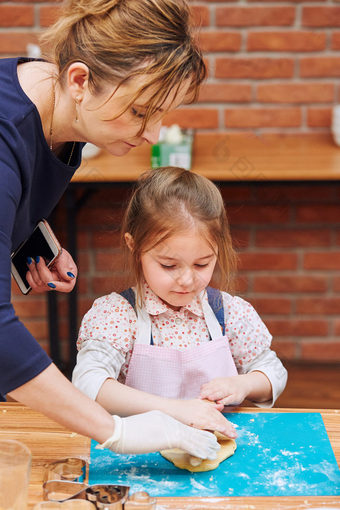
[168,398,237,439]
[200,375,251,406]
[26,248,77,293]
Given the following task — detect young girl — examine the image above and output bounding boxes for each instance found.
[73,167,287,436]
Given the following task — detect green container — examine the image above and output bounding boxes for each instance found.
[151,131,193,170]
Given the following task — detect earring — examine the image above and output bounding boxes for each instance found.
[75,97,80,123]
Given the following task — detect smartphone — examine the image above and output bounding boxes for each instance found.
[11,219,62,295]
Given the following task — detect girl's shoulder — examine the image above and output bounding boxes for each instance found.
[219,290,260,316]
[84,290,137,320]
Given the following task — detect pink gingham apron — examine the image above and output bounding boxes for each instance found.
[125,296,237,399]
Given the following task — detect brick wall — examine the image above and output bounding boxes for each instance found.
[3,1,340,365]
[11,182,340,365]
[1,0,339,134]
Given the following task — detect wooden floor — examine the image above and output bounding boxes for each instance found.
[275,361,340,409]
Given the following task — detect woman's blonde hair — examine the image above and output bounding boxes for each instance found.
[40,0,206,133]
[122,167,237,303]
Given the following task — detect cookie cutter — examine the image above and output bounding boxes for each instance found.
[43,457,128,508]
[43,458,156,509]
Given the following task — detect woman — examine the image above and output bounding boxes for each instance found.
[0,0,223,458]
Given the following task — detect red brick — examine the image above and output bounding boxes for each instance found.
[333,277,340,291]
[0,32,39,54]
[239,252,298,270]
[247,297,292,315]
[248,31,326,52]
[253,275,327,293]
[216,57,294,79]
[271,340,296,362]
[163,109,219,129]
[296,204,340,222]
[86,187,132,205]
[234,275,249,293]
[216,7,295,26]
[78,251,89,272]
[257,83,334,103]
[24,321,48,343]
[334,319,340,334]
[39,5,62,27]
[230,228,251,248]
[78,206,124,227]
[227,204,290,224]
[92,230,122,249]
[307,108,332,127]
[77,276,89,295]
[297,298,340,315]
[59,297,94,321]
[304,252,340,270]
[13,299,47,319]
[300,341,340,362]
[300,57,340,77]
[11,279,23,296]
[191,5,210,27]
[332,32,340,50]
[198,83,252,103]
[0,6,34,26]
[95,250,125,271]
[302,6,340,26]
[92,274,131,295]
[198,31,241,52]
[221,185,253,202]
[77,231,90,250]
[225,108,301,128]
[266,319,328,336]
[255,229,331,247]
[256,184,334,202]
[79,298,97,319]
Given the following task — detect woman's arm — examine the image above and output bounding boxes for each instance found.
[9,363,115,443]
[9,363,222,459]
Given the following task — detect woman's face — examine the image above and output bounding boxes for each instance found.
[75,74,191,156]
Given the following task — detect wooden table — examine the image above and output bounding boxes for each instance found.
[73,133,340,183]
[1,402,339,509]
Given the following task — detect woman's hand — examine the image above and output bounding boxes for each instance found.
[200,375,251,407]
[26,248,77,293]
[167,398,237,439]
[103,411,221,459]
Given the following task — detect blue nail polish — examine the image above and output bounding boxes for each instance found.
[47,283,56,289]
[27,256,33,265]
[35,256,40,263]
[67,272,75,278]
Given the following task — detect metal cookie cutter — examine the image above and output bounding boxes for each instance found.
[43,458,129,509]
[43,458,156,509]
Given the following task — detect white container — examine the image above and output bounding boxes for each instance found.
[331,105,340,146]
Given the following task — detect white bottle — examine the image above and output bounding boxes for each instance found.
[331,105,340,146]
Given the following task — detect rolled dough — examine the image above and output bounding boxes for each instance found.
[160,431,237,472]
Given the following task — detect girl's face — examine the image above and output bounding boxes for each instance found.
[140,229,218,310]
[74,73,191,157]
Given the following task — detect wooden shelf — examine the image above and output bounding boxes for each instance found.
[73,133,340,183]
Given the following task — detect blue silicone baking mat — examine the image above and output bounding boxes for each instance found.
[89,412,340,497]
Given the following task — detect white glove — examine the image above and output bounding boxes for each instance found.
[96,410,220,459]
